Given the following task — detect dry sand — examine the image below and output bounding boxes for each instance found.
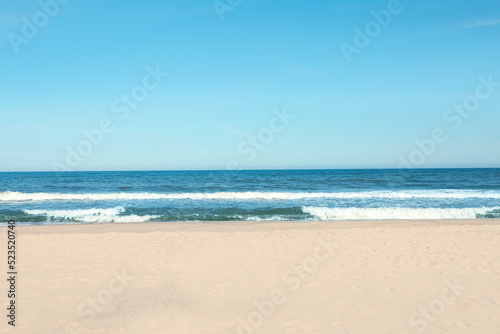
[1,219,500,334]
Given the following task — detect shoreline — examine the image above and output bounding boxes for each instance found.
[7,218,500,233]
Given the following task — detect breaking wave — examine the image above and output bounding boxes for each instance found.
[23,207,159,223]
[302,206,500,220]
[2,190,500,202]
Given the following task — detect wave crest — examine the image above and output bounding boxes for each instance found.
[302,206,500,220]
[24,207,158,223]
[3,190,500,202]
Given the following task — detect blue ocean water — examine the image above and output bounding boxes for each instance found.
[1,169,499,224]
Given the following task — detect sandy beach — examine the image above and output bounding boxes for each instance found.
[2,219,500,334]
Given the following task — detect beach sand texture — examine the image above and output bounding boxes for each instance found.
[1,219,500,333]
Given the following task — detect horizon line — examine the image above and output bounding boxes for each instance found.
[1,167,499,173]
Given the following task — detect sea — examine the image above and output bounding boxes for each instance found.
[1,169,499,224]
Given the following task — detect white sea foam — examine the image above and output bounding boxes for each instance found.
[3,190,500,202]
[246,215,292,221]
[24,207,158,223]
[301,206,500,220]
[20,205,500,222]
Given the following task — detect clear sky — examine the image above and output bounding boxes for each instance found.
[1,0,499,171]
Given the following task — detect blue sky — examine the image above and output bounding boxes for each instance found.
[1,0,499,171]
